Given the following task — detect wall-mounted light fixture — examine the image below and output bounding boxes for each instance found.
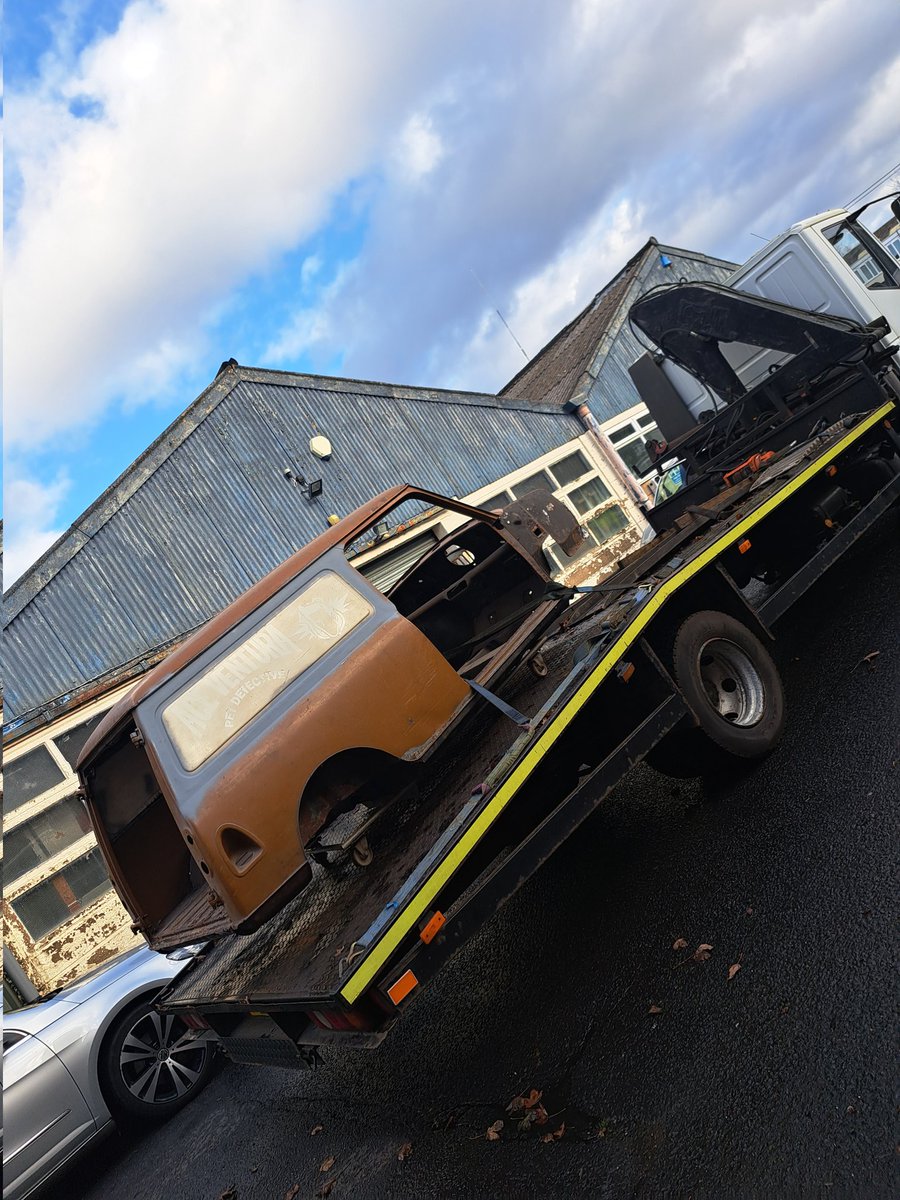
[283,468,324,499]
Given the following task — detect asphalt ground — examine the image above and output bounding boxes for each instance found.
[51,513,898,1200]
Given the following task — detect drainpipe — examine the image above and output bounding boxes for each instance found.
[572,403,649,510]
[4,948,40,1004]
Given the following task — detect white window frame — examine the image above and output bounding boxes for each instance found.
[852,254,881,284]
[465,442,634,573]
[2,684,134,937]
[602,405,664,484]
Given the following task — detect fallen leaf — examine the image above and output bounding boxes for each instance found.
[486,1119,504,1141]
[541,1122,566,1143]
[672,937,688,950]
[507,1087,542,1114]
[533,1104,550,1126]
[284,1186,300,1200]
[309,1123,324,1136]
[317,1183,334,1199]
[727,963,742,981]
[218,1189,236,1200]
[693,943,713,962]
[854,650,880,671]
[319,1157,336,1173]
[648,1004,663,1015]
[519,1109,538,1131]
[745,906,753,916]
[397,1142,413,1162]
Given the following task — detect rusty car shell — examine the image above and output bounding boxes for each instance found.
[78,486,579,951]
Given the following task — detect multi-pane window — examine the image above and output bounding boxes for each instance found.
[10,849,111,942]
[4,795,93,885]
[53,715,105,769]
[548,450,591,487]
[567,477,611,516]
[510,470,554,500]
[5,747,66,813]
[476,493,509,513]
[470,445,633,572]
[853,255,881,285]
[586,506,630,543]
[4,709,117,944]
[606,412,662,480]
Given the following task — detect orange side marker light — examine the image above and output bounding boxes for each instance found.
[826,465,837,477]
[387,969,419,1006]
[420,911,445,945]
[738,539,752,554]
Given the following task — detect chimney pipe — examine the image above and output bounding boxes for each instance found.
[574,404,648,509]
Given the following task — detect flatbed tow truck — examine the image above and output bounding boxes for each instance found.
[158,279,900,1072]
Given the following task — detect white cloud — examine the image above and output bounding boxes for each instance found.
[3,473,71,587]
[267,0,900,392]
[5,0,900,587]
[5,0,471,450]
[451,199,648,390]
[391,112,446,184]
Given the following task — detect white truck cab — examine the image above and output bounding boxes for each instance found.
[630,196,900,485]
[721,203,900,388]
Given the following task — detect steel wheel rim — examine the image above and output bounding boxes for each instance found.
[696,638,765,727]
[119,1010,207,1104]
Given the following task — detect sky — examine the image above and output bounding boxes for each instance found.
[4,0,900,585]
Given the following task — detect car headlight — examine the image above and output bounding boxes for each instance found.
[166,942,206,961]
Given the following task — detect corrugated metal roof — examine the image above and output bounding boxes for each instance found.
[500,241,738,417]
[3,369,582,727]
[499,242,649,407]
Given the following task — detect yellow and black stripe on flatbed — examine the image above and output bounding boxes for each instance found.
[340,400,896,1003]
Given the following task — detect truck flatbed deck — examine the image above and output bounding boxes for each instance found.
[161,599,615,1013]
[163,397,900,1041]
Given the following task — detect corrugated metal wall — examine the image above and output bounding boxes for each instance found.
[4,372,581,724]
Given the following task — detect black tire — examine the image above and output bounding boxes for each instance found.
[99,996,216,1124]
[647,610,785,777]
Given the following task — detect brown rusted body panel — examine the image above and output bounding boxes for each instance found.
[162,619,468,930]
[78,486,571,951]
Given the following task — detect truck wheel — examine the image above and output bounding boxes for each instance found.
[647,610,785,777]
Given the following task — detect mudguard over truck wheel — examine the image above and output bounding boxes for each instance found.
[647,610,785,778]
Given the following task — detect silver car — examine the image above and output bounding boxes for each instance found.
[3,944,216,1200]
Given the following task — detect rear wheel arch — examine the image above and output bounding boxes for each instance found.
[297,746,413,846]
